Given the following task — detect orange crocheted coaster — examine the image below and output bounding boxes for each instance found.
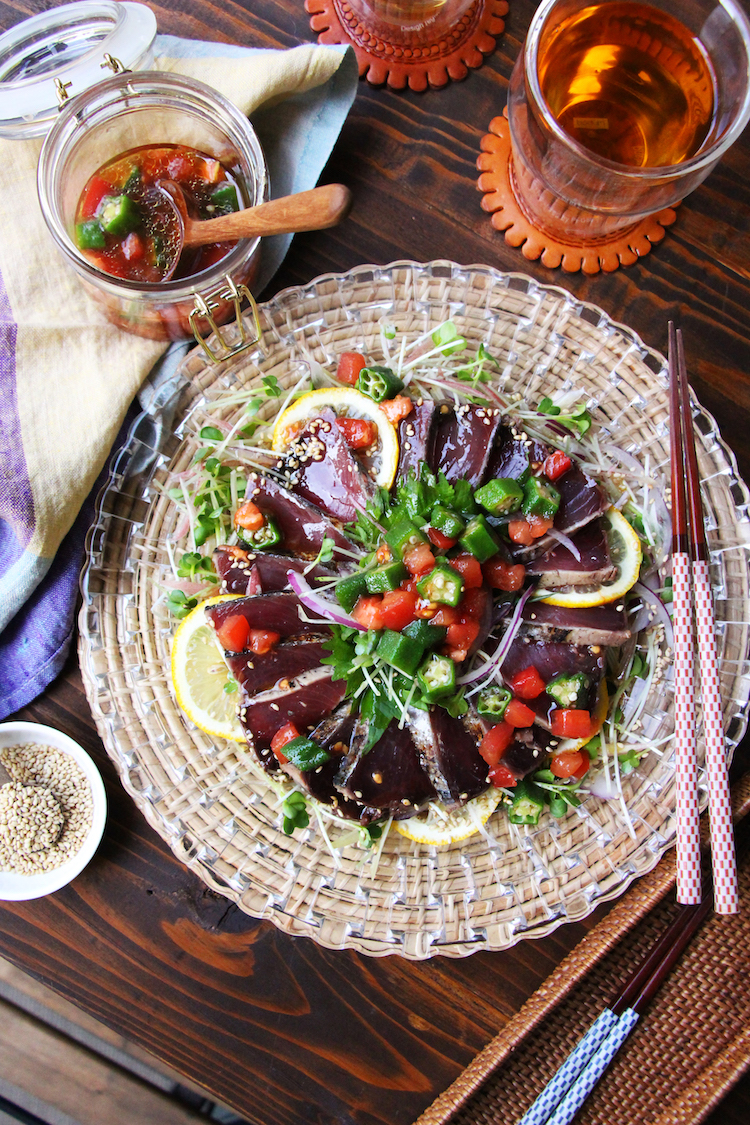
[305,0,508,91]
[477,111,679,274]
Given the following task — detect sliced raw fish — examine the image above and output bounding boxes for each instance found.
[522,601,631,645]
[213,546,337,596]
[284,408,375,524]
[410,707,488,808]
[430,403,503,486]
[206,591,327,644]
[335,718,436,818]
[502,726,557,778]
[554,466,609,535]
[225,639,330,698]
[245,473,355,559]
[396,398,436,482]
[239,666,346,747]
[483,423,548,482]
[525,520,616,588]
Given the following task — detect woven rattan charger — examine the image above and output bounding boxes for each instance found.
[416,772,750,1125]
[78,261,750,962]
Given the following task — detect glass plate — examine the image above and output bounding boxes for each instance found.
[78,261,750,959]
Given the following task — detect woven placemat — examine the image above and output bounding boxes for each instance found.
[78,261,750,960]
[416,771,750,1125]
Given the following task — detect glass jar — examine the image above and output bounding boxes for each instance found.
[37,70,269,342]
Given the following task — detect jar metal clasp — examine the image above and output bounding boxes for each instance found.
[189,277,263,363]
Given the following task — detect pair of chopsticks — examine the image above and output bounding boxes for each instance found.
[668,322,738,913]
[515,810,750,1125]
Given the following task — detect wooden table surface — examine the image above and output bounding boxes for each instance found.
[3,1,750,1122]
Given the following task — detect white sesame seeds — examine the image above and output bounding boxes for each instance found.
[0,744,93,877]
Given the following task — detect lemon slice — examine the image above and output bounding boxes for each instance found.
[271,386,400,490]
[539,508,642,609]
[395,788,503,846]
[170,595,244,741]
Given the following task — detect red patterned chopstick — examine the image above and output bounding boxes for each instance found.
[669,322,701,905]
[673,327,739,914]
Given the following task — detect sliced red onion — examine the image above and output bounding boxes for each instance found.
[287,569,367,632]
[161,577,211,597]
[545,527,581,560]
[459,585,535,684]
[632,581,674,650]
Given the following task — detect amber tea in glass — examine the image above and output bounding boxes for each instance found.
[506,0,750,242]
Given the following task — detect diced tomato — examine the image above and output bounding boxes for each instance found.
[222,545,250,561]
[479,722,515,766]
[167,152,197,181]
[271,722,301,763]
[445,619,480,661]
[403,542,436,576]
[573,749,591,780]
[459,587,487,619]
[336,417,378,450]
[508,519,535,546]
[248,629,280,655]
[352,595,385,630]
[234,500,264,532]
[529,516,554,539]
[550,749,585,778]
[450,552,483,589]
[380,394,414,424]
[121,231,144,261]
[483,558,526,592]
[430,605,460,627]
[489,762,518,788]
[544,450,572,481]
[215,613,250,653]
[504,698,536,727]
[79,174,113,219]
[401,577,418,594]
[376,543,392,564]
[550,709,592,739]
[380,588,417,631]
[336,351,367,385]
[510,665,546,699]
[427,527,457,550]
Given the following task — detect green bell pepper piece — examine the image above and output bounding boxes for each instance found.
[416,560,464,607]
[376,629,425,675]
[76,220,106,250]
[357,365,404,403]
[522,476,561,521]
[98,194,140,237]
[418,652,457,701]
[430,504,466,539]
[476,685,512,721]
[210,182,240,213]
[546,671,590,708]
[475,477,524,516]
[385,516,426,560]
[459,514,501,562]
[365,560,408,593]
[402,618,446,649]
[282,736,331,772]
[236,517,282,550]
[335,571,369,613]
[508,779,546,825]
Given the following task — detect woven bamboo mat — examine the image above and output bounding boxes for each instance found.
[79,261,750,959]
[416,771,750,1125]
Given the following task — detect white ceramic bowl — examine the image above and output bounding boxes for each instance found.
[0,721,107,901]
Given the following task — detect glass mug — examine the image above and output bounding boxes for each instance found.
[506,0,750,242]
[345,0,476,45]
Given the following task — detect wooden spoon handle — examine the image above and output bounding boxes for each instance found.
[183,183,352,247]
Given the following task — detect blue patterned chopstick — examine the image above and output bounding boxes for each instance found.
[544,1009,640,1125]
[516,1009,619,1125]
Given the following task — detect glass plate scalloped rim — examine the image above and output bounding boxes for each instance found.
[77,260,750,960]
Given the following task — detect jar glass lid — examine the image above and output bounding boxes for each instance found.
[0,1,157,139]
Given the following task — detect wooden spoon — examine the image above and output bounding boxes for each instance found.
[158,181,352,249]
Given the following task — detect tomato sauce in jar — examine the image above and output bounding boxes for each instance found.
[74,143,245,284]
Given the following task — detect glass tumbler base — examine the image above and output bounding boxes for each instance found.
[476,110,680,274]
[304,0,507,91]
